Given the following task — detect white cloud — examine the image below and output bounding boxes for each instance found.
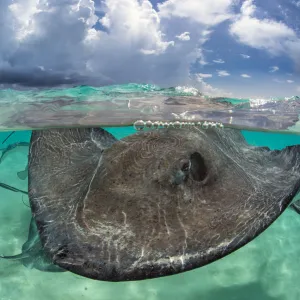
[0,0,218,89]
[98,0,175,56]
[269,66,279,72]
[6,0,291,98]
[241,74,251,78]
[193,75,231,97]
[240,54,250,59]
[240,0,255,16]
[293,1,300,8]
[199,30,213,44]
[213,59,225,64]
[273,79,284,83]
[195,73,213,78]
[217,70,230,77]
[229,0,300,68]
[175,32,190,41]
[287,80,294,83]
[158,0,235,26]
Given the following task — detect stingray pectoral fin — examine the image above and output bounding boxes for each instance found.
[22,217,40,252]
[2,217,67,273]
[22,251,67,273]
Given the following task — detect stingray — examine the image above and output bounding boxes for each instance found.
[24,126,300,282]
[1,217,65,272]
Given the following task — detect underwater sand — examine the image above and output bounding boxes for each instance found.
[1,129,300,300]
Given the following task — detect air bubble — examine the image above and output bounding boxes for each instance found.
[153,121,160,129]
[202,121,209,129]
[134,120,145,131]
[145,120,153,128]
[173,121,181,129]
[133,119,224,131]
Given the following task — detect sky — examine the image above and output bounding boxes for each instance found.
[0,0,300,98]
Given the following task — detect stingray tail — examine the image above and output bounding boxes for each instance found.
[0,182,28,194]
[1,131,15,144]
[0,252,30,260]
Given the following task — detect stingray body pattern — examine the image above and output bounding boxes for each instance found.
[27,127,300,282]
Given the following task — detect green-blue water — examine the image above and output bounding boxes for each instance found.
[0,82,295,103]
[1,84,300,300]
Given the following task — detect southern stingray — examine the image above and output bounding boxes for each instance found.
[2,126,300,281]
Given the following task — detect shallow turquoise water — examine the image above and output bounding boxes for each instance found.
[0,127,300,300]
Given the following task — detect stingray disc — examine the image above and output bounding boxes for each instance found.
[28,127,300,281]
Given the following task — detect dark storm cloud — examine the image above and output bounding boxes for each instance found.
[0,68,113,87]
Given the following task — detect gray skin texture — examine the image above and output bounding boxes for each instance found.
[1,217,65,272]
[28,127,300,282]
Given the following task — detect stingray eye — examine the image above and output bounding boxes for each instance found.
[180,159,190,173]
[190,152,208,182]
[172,159,190,185]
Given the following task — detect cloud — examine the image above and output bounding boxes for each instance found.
[217,70,230,77]
[193,75,231,97]
[0,67,101,86]
[157,0,235,25]
[241,74,251,78]
[0,0,236,94]
[229,0,300,68]
[0,0,102,85]
[175,32,190,41]
[273,79,284,83]
[269,66,279,72]
[293,1,300,8]
[195,73,213,78]
[213,59,225,64]
[0,0,210,89]
[287,80,294,83]
[3,0,296,99]
[240,54,250,59]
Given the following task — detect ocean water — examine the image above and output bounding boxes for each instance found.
[1,84,300,300]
